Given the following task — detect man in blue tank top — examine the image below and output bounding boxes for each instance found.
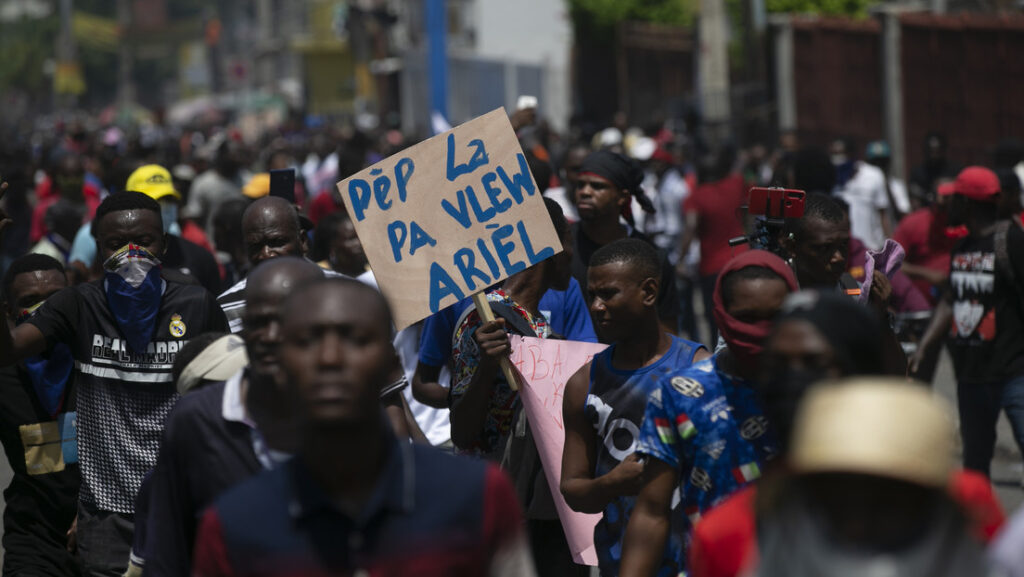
[561,239,708,577]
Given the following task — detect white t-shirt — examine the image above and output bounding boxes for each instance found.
[840,162,889,250]
[543,186,580,223]
[394,321,452,446]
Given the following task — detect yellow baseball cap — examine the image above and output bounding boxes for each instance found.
[243,173,271,199]
[126,164,181,201]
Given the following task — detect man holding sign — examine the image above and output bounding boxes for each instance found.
[335,110,575,576]
[561,239,708,577]
[336,108,564,331]
[449,199,572,454]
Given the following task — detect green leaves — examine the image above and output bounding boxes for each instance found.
[568,0,695,37]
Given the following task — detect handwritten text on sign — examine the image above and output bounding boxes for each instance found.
[337,109,562,330]
[510,335,609,566]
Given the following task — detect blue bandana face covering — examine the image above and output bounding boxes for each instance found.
[16,302,73,417]
[103,243,165,354]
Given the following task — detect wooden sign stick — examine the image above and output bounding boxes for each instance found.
[472,292,520,392]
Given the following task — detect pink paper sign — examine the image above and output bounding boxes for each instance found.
[509,335,609,566]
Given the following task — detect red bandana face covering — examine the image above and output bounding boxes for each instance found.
[712,250,799,369]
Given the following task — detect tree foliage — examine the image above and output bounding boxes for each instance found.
[0,14,60,98]
[766,0,876,16]
[568,0,695,38]
[567,0,874,36]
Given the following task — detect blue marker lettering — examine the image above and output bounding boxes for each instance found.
[429,262,466,313]
[394,158,415,202]
[386,221,408,263]
[348,179,372,221]
[465,185,496,223]
[518,220,555,264]
[373,172,392,211]
[453,248,491,291]
[408,221,437,256]
[482,171,512,214]
[491,224,525,275]
[468,139,490,169]
[476,238,501,279]
[441,189,472,229]
[446,133,490,181]
[496,153,536,204]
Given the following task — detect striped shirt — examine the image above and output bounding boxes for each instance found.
[28,276,228,513]
[217,268,371,334]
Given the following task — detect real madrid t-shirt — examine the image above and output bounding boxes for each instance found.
[27,274,228,513]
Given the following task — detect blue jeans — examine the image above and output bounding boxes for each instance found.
[957,374,1024,477]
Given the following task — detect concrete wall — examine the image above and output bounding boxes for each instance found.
[471,0,573,130]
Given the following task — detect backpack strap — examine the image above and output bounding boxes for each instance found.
[994,219,1024,312]
[994,220,1016,286]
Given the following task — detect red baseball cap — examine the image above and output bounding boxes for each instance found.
[952,166,1000,202]
[936,182,956,197]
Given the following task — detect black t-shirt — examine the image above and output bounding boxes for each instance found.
[947,225,1024,384]
[163,236,222,295]
[145,380,263,577]
[570,222,680,323]
[0,365,80,577]
[26,274,229,513]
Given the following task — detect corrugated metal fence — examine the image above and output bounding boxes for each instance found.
[901,13,1024,169]
[779,12,1024,174]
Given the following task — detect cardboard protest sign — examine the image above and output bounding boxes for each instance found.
[336,108,562,330]
[509,335,609,566]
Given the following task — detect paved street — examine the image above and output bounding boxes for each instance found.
[931,352,1024,513]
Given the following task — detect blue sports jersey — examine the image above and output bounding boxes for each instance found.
[418,277,597,367]
[635,355,778,573]
[584,335,703,577]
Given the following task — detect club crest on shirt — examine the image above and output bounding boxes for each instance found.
[670,376,705,398]
[169,314,187,338]
[690,467,713,492]
[740,416,770,440]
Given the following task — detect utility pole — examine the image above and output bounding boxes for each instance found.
[698,0,732,147]
[877,5,909,180]
[55,0,77,110]
[425,0,448,121]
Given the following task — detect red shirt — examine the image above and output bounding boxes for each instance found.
[893,208,955,305]
[308,191,342,226]
[181,220,215,254]
[688,470,1005,577]
[30,177,100,243]
[684,174,749,277]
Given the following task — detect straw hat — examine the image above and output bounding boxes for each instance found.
[789,378,955,488]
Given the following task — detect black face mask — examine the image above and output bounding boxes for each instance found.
[762,368,825,453]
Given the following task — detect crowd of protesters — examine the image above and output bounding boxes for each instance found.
[0,103,1023,577]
